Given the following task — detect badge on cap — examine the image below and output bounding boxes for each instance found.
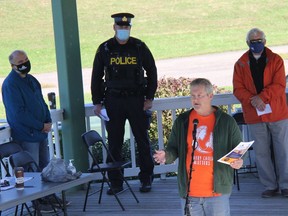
[111,13,134,26]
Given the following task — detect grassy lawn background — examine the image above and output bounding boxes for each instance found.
[0,0,288,119]
[0,0,288,76]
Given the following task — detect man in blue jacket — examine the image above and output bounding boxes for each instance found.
[2,50,52,170]
[1,50,67,212]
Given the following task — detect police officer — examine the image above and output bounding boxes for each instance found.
[91,13,158,194]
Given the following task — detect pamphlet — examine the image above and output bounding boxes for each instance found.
[217,141,254,165]
[256,104,272,116]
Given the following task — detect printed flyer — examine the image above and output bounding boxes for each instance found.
[217,141,254,165]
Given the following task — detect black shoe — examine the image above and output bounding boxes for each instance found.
[107,186,124,195]
[40,195,71,207]
[261,189,278,198]
[49,195,71,207]
[281,189,288,197]
[33,203,57,214]
[139,182,152,193]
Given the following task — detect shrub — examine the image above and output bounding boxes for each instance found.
[148,77,232,146]
[115,77,233,171]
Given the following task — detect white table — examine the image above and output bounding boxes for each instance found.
[0,172,95,215]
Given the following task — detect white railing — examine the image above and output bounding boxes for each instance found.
[83,93,241,177]
[48,109,64,159]
[2,91,287,178]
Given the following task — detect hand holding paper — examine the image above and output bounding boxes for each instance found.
[218,141,254,165]
[256,104,272,116]
[99,108,110,121]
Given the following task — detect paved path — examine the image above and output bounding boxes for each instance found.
[1,45,287,99]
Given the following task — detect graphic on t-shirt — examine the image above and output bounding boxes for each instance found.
[195,125,213,154]
[187,111,217,197]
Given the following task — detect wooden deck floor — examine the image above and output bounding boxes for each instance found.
[2,173,288,216]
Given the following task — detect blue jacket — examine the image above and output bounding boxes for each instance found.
[1,70,51,142]
[165,107,242,198]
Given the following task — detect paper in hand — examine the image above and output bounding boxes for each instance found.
[217,141,254,165]
[256,104,272,116]
[99,108,110,121]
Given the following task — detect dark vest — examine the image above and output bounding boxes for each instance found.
[104,38,145,90]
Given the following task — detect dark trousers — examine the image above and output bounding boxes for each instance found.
[105,94,154,187]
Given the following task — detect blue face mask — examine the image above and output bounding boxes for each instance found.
[249,42,264,54]
[116,29,130,41]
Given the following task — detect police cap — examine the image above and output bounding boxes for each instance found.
[111,13,134,26]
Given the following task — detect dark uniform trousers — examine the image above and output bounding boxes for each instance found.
[105,92,154,187]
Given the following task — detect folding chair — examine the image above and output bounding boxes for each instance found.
[0,142,23,177]
[9,151,61,215]
[81,130,139,211]
[0,143,33,216]
[232,112,258,190]
[9,151,42,172]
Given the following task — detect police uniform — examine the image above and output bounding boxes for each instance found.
[91,13,157,192]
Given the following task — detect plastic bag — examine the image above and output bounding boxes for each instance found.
[41,158,82,182]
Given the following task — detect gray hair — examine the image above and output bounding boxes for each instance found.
[9,50,27,64]
[246,28,266,44]
[190,78,213,94]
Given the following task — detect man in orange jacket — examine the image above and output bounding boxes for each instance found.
[233,28,288,198]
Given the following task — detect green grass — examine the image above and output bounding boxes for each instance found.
[0,0,288,76]
[1,0,288,119]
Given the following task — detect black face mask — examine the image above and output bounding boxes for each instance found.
[15,60,31,74]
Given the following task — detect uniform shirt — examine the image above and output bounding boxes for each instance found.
[91,37,157,104]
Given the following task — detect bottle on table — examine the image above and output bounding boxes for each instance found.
[14,167,24,190]
[67,159,76,175]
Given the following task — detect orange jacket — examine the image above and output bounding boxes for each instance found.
[233,47,288,124]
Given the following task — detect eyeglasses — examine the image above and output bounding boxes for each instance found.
[191,94,208,100]
[250,39,263,44]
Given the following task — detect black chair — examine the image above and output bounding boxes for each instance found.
[9,151,41,172]
[0,142,23,177]
[0,142,27,216]
[81,130,139,211]
[9,151,60,215]
[232,112,258,190]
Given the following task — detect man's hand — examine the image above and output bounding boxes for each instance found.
[42,123,52,133]
[250,95,266,111]
[230,158,243,170]
[143,99,153,110]
[93,104,103,116]
[153,150,166,164]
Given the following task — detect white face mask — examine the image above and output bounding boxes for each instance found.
[116,29,130,41]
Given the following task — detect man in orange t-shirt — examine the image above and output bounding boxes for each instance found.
[154,78,243,216]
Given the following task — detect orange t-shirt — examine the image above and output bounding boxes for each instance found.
[186,110,221,197]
